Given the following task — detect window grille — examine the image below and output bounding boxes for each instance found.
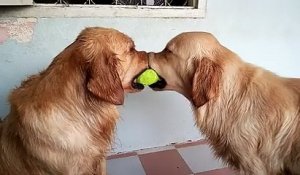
[34,0,191,7]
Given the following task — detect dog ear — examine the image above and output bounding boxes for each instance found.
[87,53,124,105]
[192,58,222,108]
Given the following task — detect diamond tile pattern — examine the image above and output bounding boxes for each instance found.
[107,140,236,175]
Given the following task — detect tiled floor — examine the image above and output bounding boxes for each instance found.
[107,140,235,175]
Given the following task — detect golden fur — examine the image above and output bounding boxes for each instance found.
[149,32,300,174]
[0,27,148,175]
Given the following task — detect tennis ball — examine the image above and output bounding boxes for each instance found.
[136,69,160,86]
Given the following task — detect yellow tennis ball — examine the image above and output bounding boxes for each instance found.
[136,69,159,86]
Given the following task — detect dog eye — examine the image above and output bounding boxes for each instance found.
[164,48,172,53]
[129,47,135,52]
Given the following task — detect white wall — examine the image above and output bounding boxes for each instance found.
[0,0,299,153]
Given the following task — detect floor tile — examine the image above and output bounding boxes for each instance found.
[195,168,235,175]
[139,149,192,175]
[178,144,225,173]
[107,155,146,175]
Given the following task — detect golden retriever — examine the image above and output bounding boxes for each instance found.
[0,27,148,175]
[148,32,300,175]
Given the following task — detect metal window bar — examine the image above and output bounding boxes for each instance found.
[37,0,189,6]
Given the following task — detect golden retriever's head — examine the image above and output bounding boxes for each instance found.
[73,27,148,105]
[149,32,226,107]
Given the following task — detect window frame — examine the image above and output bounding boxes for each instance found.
[0,0,206,18]
[0,0,33,5]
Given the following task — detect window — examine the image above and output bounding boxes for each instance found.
[33,0,191,6]
[0,0,206,18]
